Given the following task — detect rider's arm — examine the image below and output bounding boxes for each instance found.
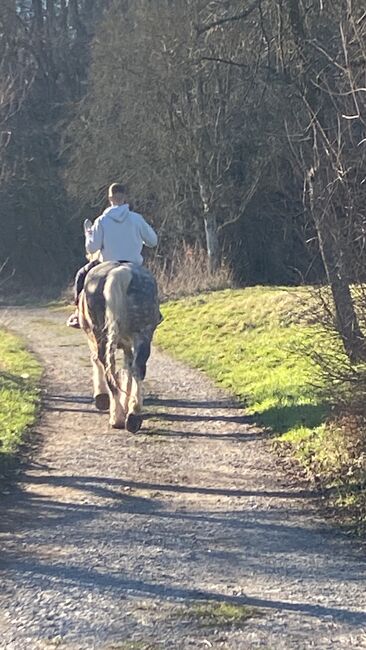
[139,216,158,248]
[85,217,103,254]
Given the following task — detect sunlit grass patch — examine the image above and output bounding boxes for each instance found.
[173,600,259,628]
[0,330,42,464]
[155,285,366,531]
[155,286,327,438]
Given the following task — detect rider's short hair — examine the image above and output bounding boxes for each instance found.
[108,182,126,196]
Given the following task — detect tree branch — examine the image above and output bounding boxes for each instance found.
[218,164,265,233]
[196,1,259,35]
[196,56,249,69]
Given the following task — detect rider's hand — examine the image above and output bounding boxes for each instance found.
[83,218,92,234]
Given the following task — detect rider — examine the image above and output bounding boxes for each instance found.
[66,182,158,328]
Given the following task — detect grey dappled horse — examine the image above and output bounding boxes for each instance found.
[79,261,160,432]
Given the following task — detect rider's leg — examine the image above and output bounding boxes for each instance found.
[67,260,99,328]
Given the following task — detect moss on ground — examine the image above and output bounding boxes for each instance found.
[173,600,259,628]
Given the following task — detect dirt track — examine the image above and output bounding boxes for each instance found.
[0,306,366,649]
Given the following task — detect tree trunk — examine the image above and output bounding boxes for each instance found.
[46,0,56,37]
[286,0,366,362]
[60,0,68,36]
[204,214,220,274]
[314,212,366,362]
[32,0,43,34]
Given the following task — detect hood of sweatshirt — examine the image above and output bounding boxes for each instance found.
[103,204,130,223]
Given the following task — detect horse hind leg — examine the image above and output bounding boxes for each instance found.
[105,335,125,429]
[125,338,151,433]
[120,348,133,415]
[93,358,110,412]
[126,376,143,433]
[87,338,109,411]
[134,338,151,381]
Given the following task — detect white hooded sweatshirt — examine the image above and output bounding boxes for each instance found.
[85,204,157,264]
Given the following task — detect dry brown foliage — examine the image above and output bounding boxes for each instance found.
[147,244,233,302]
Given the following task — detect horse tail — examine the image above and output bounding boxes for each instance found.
[104,266,133,384]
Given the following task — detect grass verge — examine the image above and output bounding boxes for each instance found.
[156,287,326,437]
[0,329,42,469]
[155,286,366,533]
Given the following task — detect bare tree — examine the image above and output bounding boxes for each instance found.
[272,0,366,361]
[66,0,366,304]
[67,0,278,272]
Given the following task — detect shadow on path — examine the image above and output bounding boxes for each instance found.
[3,556,366,626]
[20,473,317,501]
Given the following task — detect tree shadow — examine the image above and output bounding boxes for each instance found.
[0,370,31,390]
[44,405,105,415]
[0,475,163,535]
[42,393,99,415]
[145,411,254,425]
[2,556,366,626]
[17,472,319,502]
[144,427,265,442]
[2,472,365,637]
[259,403,328,435]
[45,394,93,405]
[145,396,243,410]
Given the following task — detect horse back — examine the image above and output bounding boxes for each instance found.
[83,262,159,338]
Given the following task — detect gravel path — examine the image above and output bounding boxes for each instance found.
[0,306,366,650]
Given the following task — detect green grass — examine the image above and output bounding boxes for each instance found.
[0,330,42,465]
[156,286,366,531]
[173,600,259,628]
[156,287,329,440]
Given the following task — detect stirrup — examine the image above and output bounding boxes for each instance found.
[66,312,81,329]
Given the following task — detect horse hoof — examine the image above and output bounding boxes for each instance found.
[110,419,125,430]
[95,393,110,411]
[126,413,143,433]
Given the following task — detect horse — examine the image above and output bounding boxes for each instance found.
[78,261,160,432]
